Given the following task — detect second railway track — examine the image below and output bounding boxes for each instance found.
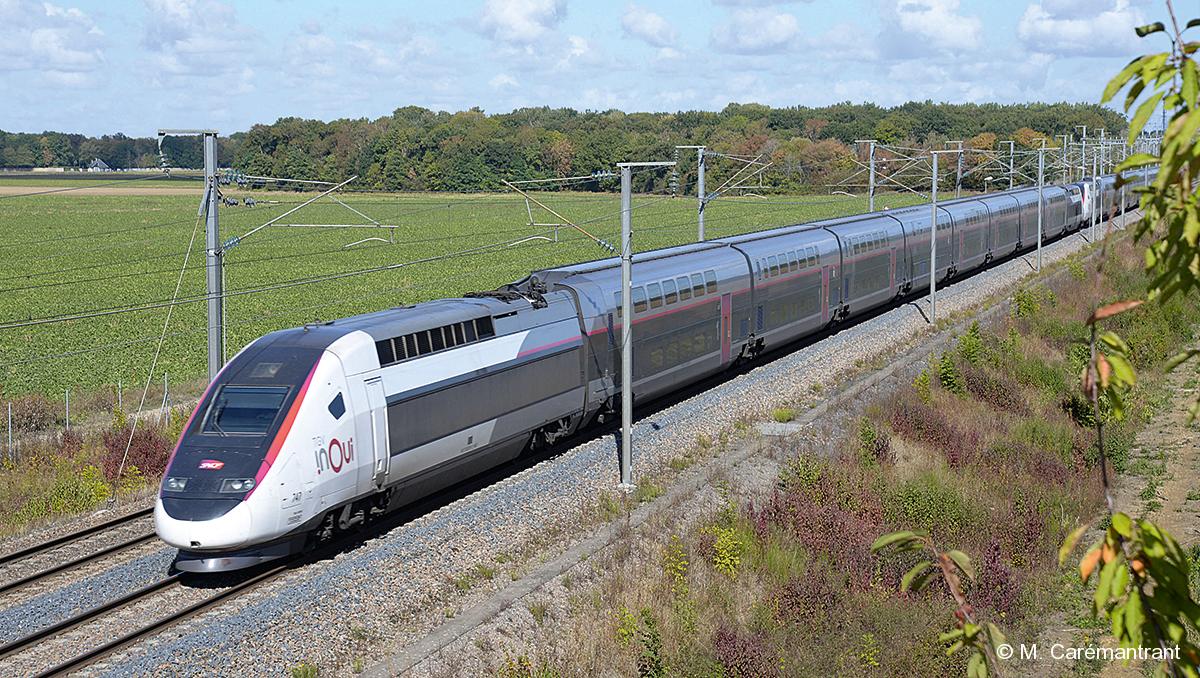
[0,508,156,597]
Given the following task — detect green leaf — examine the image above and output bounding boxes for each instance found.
[901,561,933,591]
[1059,523,1091,566]
[1124,78,1146,113]
[946,639,965,655]
[1099,331,1131,355]
[1111,513,1133,538]
[1130,90,1166,141]
[1135,22,1165,37]
[870,530,921,553]
[1104,55,1149,103]
[1110,561,1129,598]
[1186,210,1200,247]
[1116,153,1160,171]
[1106,353,1136,388]
[1165,349,1200,372]
[1123,589,1145,644]
[1183,59,1198,110]
[1187,18,1200,30]
[987,623,1007,647]
[946,549,975,580]
[939,628,965,643]
[967,651,986,678]
[1095,557,1121,611]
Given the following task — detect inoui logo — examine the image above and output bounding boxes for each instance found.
[315,437,354,474]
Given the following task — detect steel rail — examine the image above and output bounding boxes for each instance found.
[0,531,158,595]
[0,573,182,660]
[34,563,289,677]
[0,508,153,566]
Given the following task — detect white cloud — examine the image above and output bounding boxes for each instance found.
[712,0,813,5]
[142,0,255,77]
[0,1,105,84]
[489,73,519,89]
[710,8,800,54]
[884,0,983,54]
[621,4,676,47]
[478,0,566,44]
[1018,0,1145,57]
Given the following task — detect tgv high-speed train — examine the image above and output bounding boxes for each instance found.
[155,168,1153,571]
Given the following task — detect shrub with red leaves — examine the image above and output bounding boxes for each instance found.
[101,425,171,481]
[888,399,980,468]
[962,364,1026,414]
[748,473,884,591]
[972,538,1021,616]
[712,625,776,678]
[777,566,841,622]
[56,429,83,458]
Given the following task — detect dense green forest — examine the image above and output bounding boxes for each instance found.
[0,101,1127,192]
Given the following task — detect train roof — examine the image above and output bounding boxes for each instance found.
[260,295,519,349]
[530,241,729,284]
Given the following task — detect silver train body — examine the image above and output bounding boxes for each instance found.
[155,169,1153,571]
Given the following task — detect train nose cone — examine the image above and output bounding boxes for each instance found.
[153,496,255,551]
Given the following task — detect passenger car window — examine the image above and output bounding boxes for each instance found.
[663,279,678,304]
[704,270,717,294]
[647,282,663,309]
[768,255,779,277]
[676,276,692,301]
[788,251,798,271]
[691,273,705,297]
[633,286,648,313]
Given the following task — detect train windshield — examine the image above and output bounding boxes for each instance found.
[202,386,289,435]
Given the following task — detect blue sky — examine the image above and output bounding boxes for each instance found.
[0,0,1167,136]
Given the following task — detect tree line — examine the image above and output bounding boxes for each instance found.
[0,101,1127,193]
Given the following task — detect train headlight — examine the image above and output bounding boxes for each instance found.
[219,478,256,493]
[164,477,189,492]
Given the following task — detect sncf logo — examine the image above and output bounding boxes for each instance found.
[198,459,225,470]
[315,437,354,475]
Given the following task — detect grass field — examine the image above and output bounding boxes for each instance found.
[0,186,924,398]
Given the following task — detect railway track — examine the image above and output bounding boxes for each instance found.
[0,508,155,596]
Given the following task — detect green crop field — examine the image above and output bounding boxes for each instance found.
[0,187,925,397]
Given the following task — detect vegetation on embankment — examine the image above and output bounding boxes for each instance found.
[494,237,1200,676]
[0,405,186,539]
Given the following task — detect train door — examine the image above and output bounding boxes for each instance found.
[821,266,830,323]
[889,248,897,292]
[365,377,389,489]
[720,293,732,363]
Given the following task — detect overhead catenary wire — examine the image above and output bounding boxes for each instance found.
[0,189,688,333]
[3,192,893,378]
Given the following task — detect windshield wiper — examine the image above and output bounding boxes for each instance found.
[208,406,229,437]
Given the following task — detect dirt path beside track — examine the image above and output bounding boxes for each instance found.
[0,185,203,196]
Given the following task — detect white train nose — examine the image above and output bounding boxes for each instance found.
[154,497,255,551]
